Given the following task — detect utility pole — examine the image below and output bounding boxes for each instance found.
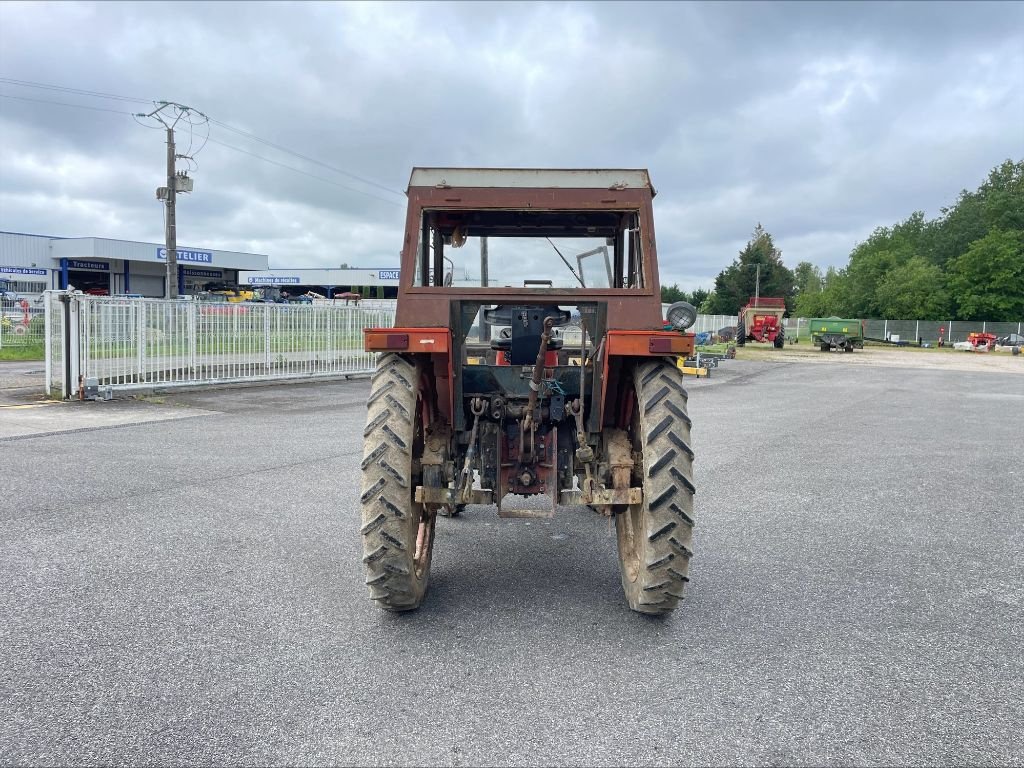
[165,126,177,298]
[754,263,761,308]
[480,236,490,340]
[135,102,205,298]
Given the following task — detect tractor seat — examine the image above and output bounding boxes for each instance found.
[491,337,564,351]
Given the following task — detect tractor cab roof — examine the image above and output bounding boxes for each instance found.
[407,167,655,196]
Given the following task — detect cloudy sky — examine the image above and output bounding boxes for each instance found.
[0,1,1021,291]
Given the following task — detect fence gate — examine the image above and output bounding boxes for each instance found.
[45,292,395,398]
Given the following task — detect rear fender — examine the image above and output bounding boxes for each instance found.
[599,331,694,427]
[364,327,453,424]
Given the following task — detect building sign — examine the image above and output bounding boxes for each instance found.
[378,270,400,280]
[67,260,109,271]
[1,266,49,277]
[157,247,214,264]
[183,268,223,278]
[245,275,301,284]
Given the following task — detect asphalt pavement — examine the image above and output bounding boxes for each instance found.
[1,359,1022,766]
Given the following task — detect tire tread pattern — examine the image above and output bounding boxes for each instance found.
[621,360,697,615]
[360,353,430,611]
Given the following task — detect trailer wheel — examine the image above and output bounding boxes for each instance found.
[820,343,829,352]
[773,328,785,348]
[360,353,435,611]
[736,319,746,347]
[615,360,696,615]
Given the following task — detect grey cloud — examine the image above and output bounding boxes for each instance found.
[0,1,1021,293]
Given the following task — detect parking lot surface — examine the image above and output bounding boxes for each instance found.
[1,358,1022,766]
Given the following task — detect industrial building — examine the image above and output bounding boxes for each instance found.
[237,268,402,299]
[0,231,270,298]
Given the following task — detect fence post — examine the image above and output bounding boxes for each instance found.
[883,319,888,340]
[264,306,271,372]
[915,320,920,345]
[136,300,146,383]
[64,292,80,400]
[43,293,51,395]
[327,306,335,371]
[189,301,197,375]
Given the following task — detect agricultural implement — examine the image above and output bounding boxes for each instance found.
[736,297,786,347]
[810,317,865,352]
[360,168,698,615]
[966,332,997,351]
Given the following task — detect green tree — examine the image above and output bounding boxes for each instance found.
[705,224,797,314]
[929,159,1024,268]
[688,287,710,309]
[660,283,687,303]
[948,229,1024,320]
[874,256,951,319]
[843,211,931,316]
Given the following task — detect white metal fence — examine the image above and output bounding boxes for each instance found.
[0,297,45,350]
[46,293,395,398]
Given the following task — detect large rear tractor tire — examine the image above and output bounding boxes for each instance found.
[360,353,436,611]
[736,320,746,347]
[615,360,697,615]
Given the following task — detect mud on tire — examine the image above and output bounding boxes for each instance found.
[615,359,696,615]
[360,353,435,611]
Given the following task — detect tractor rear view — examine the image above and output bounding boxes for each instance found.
[736,297,786,348]
[360,168,698,615]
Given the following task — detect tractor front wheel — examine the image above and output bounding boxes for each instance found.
[360,353,435,611]
[615,360,696,615]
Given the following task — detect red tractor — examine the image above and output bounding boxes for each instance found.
[736,297,786,348]
[360,168,697,615]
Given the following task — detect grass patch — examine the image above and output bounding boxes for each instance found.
[0,344,45,361]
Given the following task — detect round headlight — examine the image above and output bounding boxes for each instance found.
[666,301,697,331]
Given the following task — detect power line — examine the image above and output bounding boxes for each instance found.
[0,79,405,202]
[0,92,135,115]
[0,77,151,104]
[205,136,402,206]
[1,77,404,197]
[208,117,405,198]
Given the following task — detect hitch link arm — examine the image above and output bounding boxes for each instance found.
[459,397,486,503]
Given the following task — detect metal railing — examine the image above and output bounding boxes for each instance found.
[47,293,395,397]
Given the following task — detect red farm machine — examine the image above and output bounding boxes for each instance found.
[359,168,698,615]
[735,297,787,348]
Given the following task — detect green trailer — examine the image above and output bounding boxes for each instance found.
[810,317,864,352]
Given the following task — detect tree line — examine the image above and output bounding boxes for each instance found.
[661,159,1022,321]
